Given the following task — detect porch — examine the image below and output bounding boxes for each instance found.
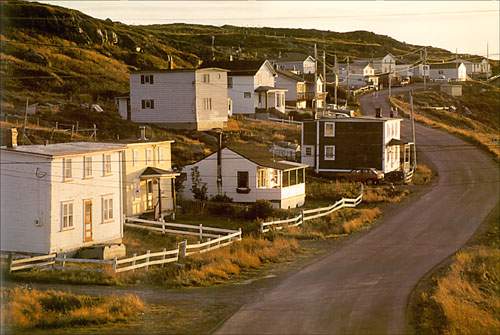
[255,86,287,114]
[138,167,179,220]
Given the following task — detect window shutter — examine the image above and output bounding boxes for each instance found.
[142,100,145,109]
[150,100,154,109]
[150,75,154,84]
[141,75,145,84]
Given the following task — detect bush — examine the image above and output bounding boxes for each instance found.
[210,194,233,202]
[245,200,275,220]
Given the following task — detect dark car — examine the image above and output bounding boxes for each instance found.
[345,168,385,184]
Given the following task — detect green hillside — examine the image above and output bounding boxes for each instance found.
[1,0,458,113]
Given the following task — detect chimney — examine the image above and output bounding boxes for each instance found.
[7,128,18,148]
[375,107,382,118]
[138,126,148,141]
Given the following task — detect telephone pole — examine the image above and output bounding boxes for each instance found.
[410,90,417,170]
[314,43,318,118]
[423,47,427,90]
[334,54,338,107]
[346,56,350,108]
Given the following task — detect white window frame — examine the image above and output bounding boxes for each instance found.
[324,145,336,161]
[202,74,210,83]
[83,156,92,178]
[141,99,155,109]
[141,74,154,84]
[61,201,74,230]
[257,168,268,189]
[324,122,335,137]
[146,148,153,165]
[243,92,251,99]
[304,146,313,156]
[102,196,114,223]
[63,158,72,181]
[203,97,212,110]
[132,149,139,166]
[103,154,112,176]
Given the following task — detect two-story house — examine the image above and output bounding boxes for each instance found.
[182,145,308,209]
[0,130,125,254]
[272,53,316,75]
[118,68,229,131]
[275,69,307,109]
[303,74,328,109]
[121,139,178,219]
[301,116,404,174]
[203,60,287,115]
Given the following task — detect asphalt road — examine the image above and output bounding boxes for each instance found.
[215,86,499,334]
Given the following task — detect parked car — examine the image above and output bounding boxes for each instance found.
[343,168,385,184]
[433,75,449,83]
[385,170,405,183]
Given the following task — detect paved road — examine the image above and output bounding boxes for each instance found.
[216,87,499,334]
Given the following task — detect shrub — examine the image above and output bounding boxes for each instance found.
[245,200,275,220]
[210,194,233,203]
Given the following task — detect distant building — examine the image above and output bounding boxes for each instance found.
[440,84,462,97]
[454,58,491,78]
[1,130,125,254]
[429,62,467,81]
[182,145,308,209]
[203,60,287,115]
[120,68,229,131]
[275,69,308,109]
[301,116,406,174]
[269,141,300,161]
[272,53,316,74]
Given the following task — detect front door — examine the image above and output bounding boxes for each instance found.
[83,200,93,242]
[146,180,154,210]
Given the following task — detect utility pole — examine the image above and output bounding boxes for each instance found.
[410,90,417,170]
[346,56,350,108]
[388,60,392,98]
[423,47,427,90]
[211,35,215,61]
[322,50,326,94]
[334,54,338,108]
[455,48,458,69]
[314,43,318,118]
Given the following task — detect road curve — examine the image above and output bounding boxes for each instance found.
[215,87,499,334]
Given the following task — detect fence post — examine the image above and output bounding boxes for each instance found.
[8,253,13,273]
[199,224,203,240]
[132,253,137,272]
[300,210,305,225]
[113,257,117,272]
[145,250,150,271]
[55,121,58,129]
[62,254,67,268]
[260,222,264,234]
[71,125,74,139]
[162,221,165,235]
[179,240,187,259]
[238,228,242,240]
[161,248,166,267]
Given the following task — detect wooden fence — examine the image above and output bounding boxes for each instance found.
[182,231,242,256]
[261,190,363,233]
[113,248,179,273]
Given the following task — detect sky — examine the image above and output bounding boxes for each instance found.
[41,1,499,58]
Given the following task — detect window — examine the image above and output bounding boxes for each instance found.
[140,74,154,84]
[63,158,72,180]
[290,169,297,185]
[61,202,74,230]
[324,122,335,137]
[203,98,212,110]
[141,99,155,109]
[103,154,112,175]
[237,171,249,188]
[146,148,153,165]
[276,93,282,107]
[132,149,139,166]
[202,74,210,83]
[305,146,313,156]
[282,170,290,187]
[324,145,336,160]
[157,147,163,163]
[83,156,92,178]
[298,168,304,184]
[228,77,233,88]
[257,169,267,188]
[102,197,113,222]
[243,92,251,99]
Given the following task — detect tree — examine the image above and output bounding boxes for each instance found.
[190,166,208,201]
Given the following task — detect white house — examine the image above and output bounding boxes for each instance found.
[203,60,287,115]
[454,58,491,77]
[412,63,430,77]
[272,53,316,74]
[429,62,467,81]
[370,54,396,74]
[122,139,178,219]
[269,141,300,161]
[0,131,125,255]
[275,69,308,109]
[120,68,229,131]
[182,145,308,209]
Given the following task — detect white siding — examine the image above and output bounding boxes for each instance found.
[229,75,255,114]
[382,119,402,173]
[194,69,228,129]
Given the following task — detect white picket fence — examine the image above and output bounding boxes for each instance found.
[113,248,179,273]
[261,191,364,233]
[9,254,112,272]
[183,231,242,256]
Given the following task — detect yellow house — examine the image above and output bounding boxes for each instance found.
[122,140,178,218]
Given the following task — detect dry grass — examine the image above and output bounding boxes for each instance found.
[306,179,360,202]
[341,208,382,234]
[1,287,144,329]
[415,247,500,335]
[363,186,410,203]
[412,164,433,185]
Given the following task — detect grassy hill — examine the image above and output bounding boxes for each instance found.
[1,0,463,113]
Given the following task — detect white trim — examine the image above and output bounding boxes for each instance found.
[61,201,75,231]
[324,122,335,137]
[324,145,336,161]
[304,145,313,156]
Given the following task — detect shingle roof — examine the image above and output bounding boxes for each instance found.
[140,166,178,178]
[227,144,307,170]
[201,60,267,76]
[276,69,305,82]
[1,142,126,157]
[430,62,462,69]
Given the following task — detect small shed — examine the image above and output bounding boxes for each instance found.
[440,84,462,97]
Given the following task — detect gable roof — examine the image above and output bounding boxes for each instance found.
[275,69,305,82]
[430,62,464,69]
[201,60,274,76]
[1,142,125,158]
[274,53,314,62]
[140,166,178,178]
[227,144,307,170]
